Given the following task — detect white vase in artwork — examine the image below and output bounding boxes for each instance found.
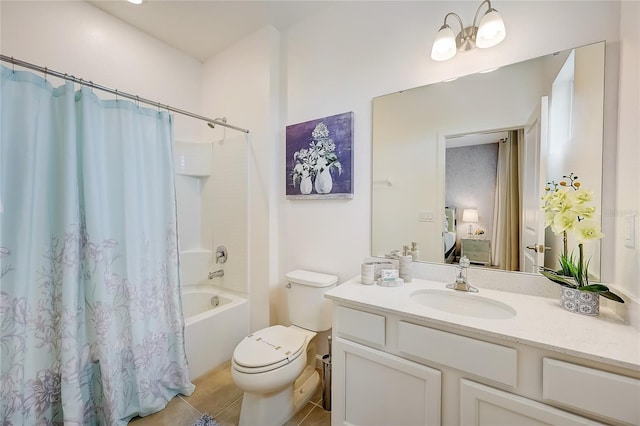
[300,175,313,195]
[315,168,333,194]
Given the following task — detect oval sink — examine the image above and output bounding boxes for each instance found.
[410,289,516,319]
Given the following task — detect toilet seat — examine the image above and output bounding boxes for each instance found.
[233,325,308,374]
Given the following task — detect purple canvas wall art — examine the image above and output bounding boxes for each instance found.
[285,112,354,199]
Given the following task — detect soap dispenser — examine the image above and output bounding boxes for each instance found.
[398,245,412,283]
[410,241,419,261]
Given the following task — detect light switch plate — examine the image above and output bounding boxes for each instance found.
[624,214,635,248]
[419,210,434,222]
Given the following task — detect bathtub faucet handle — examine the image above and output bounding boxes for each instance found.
[215,245,228,264]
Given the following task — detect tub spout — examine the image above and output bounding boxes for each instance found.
[208,269,224,279]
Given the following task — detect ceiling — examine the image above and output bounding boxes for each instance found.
[87,0,330,62]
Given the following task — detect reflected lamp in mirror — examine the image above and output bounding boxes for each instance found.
[430,0,506,61]
[462,209,479,238]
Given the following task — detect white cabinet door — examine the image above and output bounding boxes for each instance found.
[460,379,604,426]
[332,337,441,426]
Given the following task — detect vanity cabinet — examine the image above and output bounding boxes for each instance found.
[330,303,640,426]
[331,305,442,425]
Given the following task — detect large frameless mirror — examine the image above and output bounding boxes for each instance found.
[372,41,605,279]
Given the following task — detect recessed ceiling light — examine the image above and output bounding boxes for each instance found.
[127,0,143,5]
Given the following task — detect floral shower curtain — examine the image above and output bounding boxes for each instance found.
[0,66,194,425]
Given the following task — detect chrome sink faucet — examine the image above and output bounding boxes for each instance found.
[446,256,478,292]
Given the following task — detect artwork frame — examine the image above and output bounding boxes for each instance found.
[285,111,354,199]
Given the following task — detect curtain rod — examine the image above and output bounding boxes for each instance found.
[1,54,250,134]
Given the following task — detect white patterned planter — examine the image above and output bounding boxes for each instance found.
[560,288,600,316]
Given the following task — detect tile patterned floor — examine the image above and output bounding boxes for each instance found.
[129,362,331,426]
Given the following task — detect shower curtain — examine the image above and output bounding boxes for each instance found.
[0,66,194,425]
[491,129,522,270]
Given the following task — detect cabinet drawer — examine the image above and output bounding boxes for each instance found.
[335,306,385,347]
[466,251,491,263]
[462,239,489,251]
[543,358,640,425]
[398,321,517,387]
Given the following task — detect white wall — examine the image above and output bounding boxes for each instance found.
[201,26,280,331]
[614,0,640,307]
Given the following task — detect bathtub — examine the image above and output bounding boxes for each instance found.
[182,285,249,380]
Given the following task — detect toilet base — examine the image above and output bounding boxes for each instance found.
[293,365,320,413]
[238,366,320,426]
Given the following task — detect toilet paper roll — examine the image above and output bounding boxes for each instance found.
[361,263,375,285]
[360,261,395,282]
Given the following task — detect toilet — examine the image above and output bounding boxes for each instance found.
[231,270,338,426]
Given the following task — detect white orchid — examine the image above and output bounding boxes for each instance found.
[551,210,578,234]
[569,188,593,203]
[542,175,602,238]
[539,173,621,303]
[574,219,605,243]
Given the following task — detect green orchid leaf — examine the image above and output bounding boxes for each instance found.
[540,270,576,288]
[599,291,625,303]
[579,284,610,292]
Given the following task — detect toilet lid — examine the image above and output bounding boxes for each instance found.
[233,325,307,369]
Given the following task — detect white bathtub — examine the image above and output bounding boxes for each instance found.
[182,285,249,380]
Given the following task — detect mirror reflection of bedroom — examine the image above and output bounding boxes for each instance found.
[445,130,519,270]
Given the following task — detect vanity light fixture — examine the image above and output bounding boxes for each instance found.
[430,0,506,62]
[462,209,479,238]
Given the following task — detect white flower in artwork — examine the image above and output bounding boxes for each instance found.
[291,122,342,189]
[311,122,330,139]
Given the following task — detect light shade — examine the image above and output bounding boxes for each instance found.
[462,209,479,223]
[430,25,457,61]
[476,8,506,48]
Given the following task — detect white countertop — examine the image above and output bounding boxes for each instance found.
[325,277,640,372]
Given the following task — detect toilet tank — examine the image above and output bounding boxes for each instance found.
[286,270,338,332]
